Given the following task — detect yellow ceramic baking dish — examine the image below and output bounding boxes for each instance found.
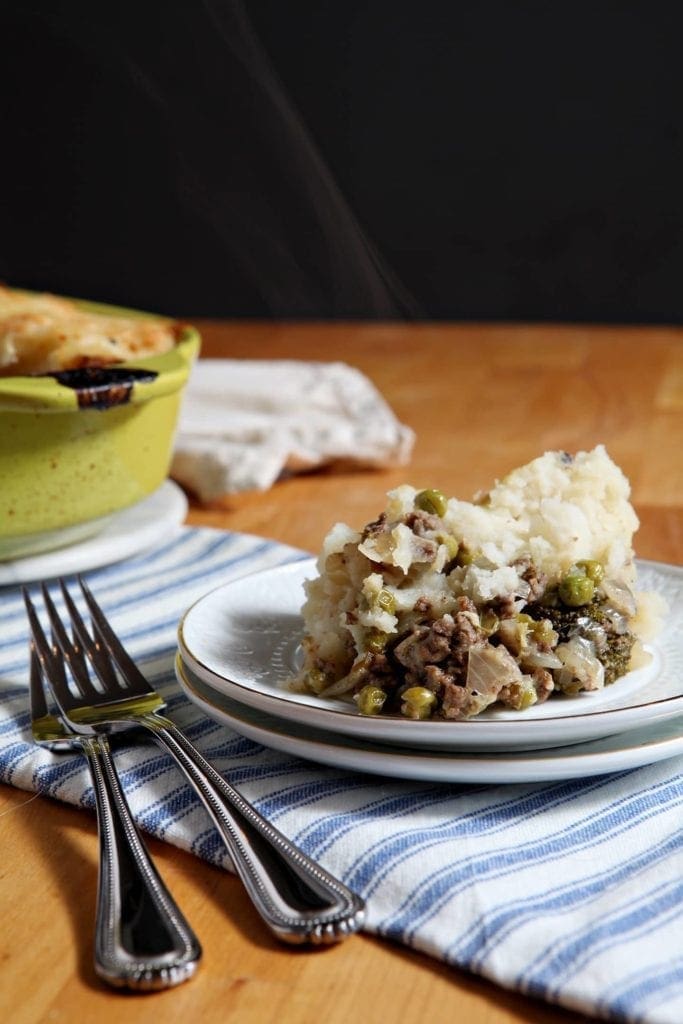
[0,296,200,560]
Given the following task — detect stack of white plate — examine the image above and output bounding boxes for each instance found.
[175,559,683,785]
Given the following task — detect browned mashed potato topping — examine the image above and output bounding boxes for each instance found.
[0,285,179,376]
[292,448,665,721]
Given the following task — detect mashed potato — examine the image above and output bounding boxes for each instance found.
[0,285,178,376]
[294,447,664,720]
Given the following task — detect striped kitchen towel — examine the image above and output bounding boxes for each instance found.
[1,526,682,1024]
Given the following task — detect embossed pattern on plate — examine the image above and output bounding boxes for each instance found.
[177,559,683,753]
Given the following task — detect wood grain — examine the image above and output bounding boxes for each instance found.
[2,321,680,1023]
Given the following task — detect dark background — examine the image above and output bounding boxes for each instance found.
[2,1,682,321]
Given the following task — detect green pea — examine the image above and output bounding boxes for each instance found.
[518,687,537,710]
[529,617,556,645]
[305,667,328,694]
[376,588,396,614]
[517,612,552,644]
[443,535,460,560]
[400,686,437,720]
[365,628,389,653]
[415,488,447,517]
[558,572,595,607]
[356,685,387,716]
[455,546,477,567]
[575,559,605,584]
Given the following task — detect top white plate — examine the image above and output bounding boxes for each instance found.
[177,558,683,752]
[0,480,188,586]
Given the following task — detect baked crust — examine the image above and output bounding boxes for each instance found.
[0,286,178,376]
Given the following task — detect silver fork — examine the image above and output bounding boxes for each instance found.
[28,577,366,945]
[26,628,202,990]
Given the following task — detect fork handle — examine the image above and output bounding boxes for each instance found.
[138,713,366,944]
[83,735,202,988]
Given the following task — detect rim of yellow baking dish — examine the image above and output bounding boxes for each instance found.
[0,294,200,412]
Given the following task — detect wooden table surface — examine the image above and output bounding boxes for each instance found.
[2,321,681,1024]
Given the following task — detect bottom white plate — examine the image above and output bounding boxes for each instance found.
[175,654,683,785]
[0,480,188,586]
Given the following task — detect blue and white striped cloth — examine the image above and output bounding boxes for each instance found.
[1,527,682,1024]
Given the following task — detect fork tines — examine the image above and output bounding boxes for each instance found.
[23,578,147,713]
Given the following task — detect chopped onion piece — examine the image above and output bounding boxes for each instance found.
[465,645,522,696]
[521,649,564,670]
[554,637,605,692]
[602,606,631,635]
[602,578,637,616]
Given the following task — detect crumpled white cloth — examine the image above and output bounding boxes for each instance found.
[170,359,414,501]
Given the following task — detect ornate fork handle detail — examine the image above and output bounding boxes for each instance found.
[82,733,202,988]
[137,712,365,944]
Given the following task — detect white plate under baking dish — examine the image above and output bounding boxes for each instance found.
[175,655,683,785]
[177,558,683,753]
[0,480,187,586]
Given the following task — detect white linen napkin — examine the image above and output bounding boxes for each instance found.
[2,528,682,1024]
[170,359,415,500]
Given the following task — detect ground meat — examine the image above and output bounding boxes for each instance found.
[362,512,388,539]
[439,678,472,718]
[392,604,487,688]
[495,594,518,618]
[515,557,548,602]
[405,510,442,536]
[367,651,392,674]
[453,595,482,636]
[422,664,452,693]
[359,651,397,691]
[531,668,555,702]
[411,536,439,561]
[393,616,455,671]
